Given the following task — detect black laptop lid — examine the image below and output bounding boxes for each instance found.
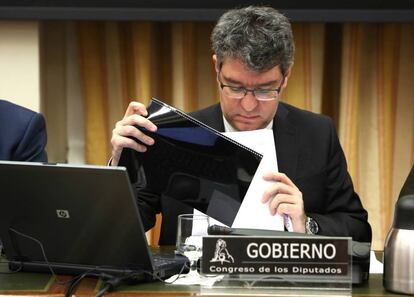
[0,162,155,273]
[119,98,262,226]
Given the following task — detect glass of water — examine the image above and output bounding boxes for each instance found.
[175,213,210,281]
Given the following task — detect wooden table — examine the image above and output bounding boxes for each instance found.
[0,251,408,297]
[0,271,408,297]
[80,274,409,297]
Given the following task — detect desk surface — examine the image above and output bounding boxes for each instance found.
[0,272,407,297]
[0,251,407,297]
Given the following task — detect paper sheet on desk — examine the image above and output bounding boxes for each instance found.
[369,251,384,274]
[223,129,284,231]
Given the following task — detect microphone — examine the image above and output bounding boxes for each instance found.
[207,224,305,237]
[207,225,233,235]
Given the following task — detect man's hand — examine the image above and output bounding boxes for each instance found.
[110,101,157,166]
[261,172,306,233]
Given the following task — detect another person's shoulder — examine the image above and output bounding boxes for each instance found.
[399,165,414,197]
[0,99,47,162]
[1,98,38,113]
[0,99,46,128]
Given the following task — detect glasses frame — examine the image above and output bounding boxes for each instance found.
[217,64,285,101]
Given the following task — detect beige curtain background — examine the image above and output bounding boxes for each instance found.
[338,24,414,249]
[41,21,414,249]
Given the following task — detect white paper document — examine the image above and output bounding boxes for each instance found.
[223,129,284,231]
[369,251,384,274]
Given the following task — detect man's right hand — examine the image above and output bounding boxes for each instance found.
[110,101,157,166]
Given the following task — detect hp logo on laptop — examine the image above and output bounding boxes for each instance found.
[56,209,70,219]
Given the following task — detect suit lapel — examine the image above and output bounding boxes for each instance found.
[197,104,225,132]
[273,103,299,180]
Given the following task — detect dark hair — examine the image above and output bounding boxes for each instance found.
[211,6,295,75]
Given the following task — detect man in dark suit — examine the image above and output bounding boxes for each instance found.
[110,6,372,244]
[0,99,47,162]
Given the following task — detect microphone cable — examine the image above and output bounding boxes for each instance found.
[8,228,57,276]
[6,227,101,296]
[92,261,190,297]
[4,228,193,297]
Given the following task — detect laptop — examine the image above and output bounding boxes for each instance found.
[0,161,187,281]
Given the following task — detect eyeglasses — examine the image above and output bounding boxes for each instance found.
[218,68,284,101]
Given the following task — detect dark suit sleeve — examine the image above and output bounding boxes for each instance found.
[134,167,161,231]
[117,147,161,232]
[13,112,48,162]
[308,121,372,242]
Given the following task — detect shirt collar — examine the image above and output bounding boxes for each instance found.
[223,116,273,132]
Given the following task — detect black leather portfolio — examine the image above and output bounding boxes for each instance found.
[119,98,263,226]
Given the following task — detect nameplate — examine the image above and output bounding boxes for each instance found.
[201,235,351,277]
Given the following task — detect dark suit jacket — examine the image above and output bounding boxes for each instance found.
[399,165,414,197]
[0,100,47,162]
[136,102,372,244]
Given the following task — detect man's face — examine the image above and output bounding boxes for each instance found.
[214,56,289,131]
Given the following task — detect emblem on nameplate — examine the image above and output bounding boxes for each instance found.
[210,239,235,264]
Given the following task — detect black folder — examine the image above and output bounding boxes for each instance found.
[119,98,263,226]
